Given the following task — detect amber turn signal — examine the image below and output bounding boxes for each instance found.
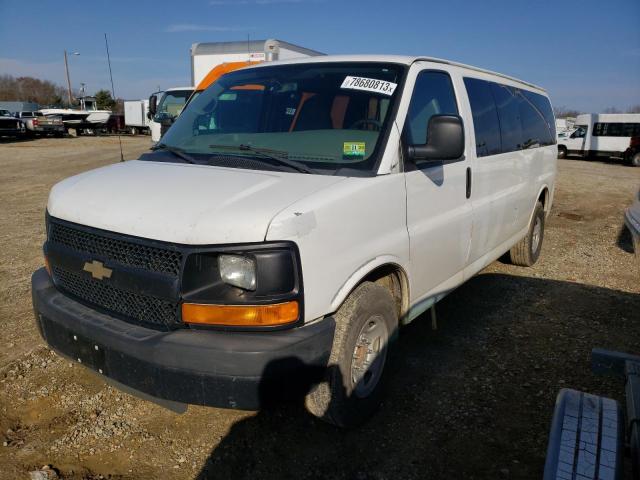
[44,255,51,276]
[182,301,299,327]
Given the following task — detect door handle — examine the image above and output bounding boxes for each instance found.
[466,167,471,199]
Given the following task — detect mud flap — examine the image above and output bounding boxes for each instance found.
[543,388,624,480]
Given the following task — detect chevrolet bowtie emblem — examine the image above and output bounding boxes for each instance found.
[83,260,113,280]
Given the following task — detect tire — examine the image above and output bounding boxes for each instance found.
[631,152,640,167]
[543,389,623,480]
[509,201,545,266]
[130,127,138,136]
[557,145,567,159]
[305,282,398,428]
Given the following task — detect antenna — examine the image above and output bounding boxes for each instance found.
[104,33,124,162]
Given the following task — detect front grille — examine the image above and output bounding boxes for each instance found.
[52,266,178,328]
[50,221,182,276]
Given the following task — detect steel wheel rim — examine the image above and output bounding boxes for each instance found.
[351,315,388,398]
[532,216,542,253]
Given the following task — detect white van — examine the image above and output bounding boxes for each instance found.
[557,113,640,165]
[32,55,557,427]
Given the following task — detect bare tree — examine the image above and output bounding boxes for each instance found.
[603,106,622,114]
[0,74,76,107]
[627,104,640,114]
[553,105,581,118]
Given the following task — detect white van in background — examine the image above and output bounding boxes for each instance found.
[33,55,557,427]
[557,113,640,165]
[148,87,194,143]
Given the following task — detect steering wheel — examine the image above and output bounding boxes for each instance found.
[348,119,383,131]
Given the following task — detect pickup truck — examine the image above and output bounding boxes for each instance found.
[0,109,25,138]
[17,111,65,137]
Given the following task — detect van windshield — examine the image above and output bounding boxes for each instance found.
[158,62,405,175]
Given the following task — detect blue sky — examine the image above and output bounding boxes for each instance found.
[1,0,638,112]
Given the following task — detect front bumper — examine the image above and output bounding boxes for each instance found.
[0,127,25,136]
[32,268,335,410]
[31,126,64,133]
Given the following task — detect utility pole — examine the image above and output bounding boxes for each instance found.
[64,50,73,107]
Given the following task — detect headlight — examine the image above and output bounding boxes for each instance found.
[218,254,256,291]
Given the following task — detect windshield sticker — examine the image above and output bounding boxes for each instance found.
[343,142,366,157]
[341,76,397,96]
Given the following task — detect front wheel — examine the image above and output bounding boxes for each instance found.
[631,152,640,167]
[557,145,567,159]
[509,201,545,266]
[306,282,398,428]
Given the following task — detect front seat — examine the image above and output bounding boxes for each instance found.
[292,94,333,131]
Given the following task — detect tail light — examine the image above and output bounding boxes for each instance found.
[32,118,39,127]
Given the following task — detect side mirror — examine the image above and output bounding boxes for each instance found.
[407,114,465,163]
[148,95,157,116]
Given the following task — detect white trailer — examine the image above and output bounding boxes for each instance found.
[557,113,640,161]
[190,38,323,86]
[124,99,150,135]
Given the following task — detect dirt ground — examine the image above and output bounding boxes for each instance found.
[0,136,638,480]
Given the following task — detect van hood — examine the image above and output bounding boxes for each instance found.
[47,160,345,244]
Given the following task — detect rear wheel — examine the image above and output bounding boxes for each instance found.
[305,282,398,428]
[509,201,545,266]
[557,145,567,159]
[130,127,138,136]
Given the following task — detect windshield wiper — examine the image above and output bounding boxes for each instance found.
[208,143,315,174]
[152,143,198,164]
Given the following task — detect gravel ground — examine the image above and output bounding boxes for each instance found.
[0,137,638,479]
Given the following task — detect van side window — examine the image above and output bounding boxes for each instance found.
[571,126,587,138]
[518,92,554,148]
[522,91,556,142]
[594,122,640,137]
[405,71,458,145]
[491,84,523,153]
[464,78,502,157]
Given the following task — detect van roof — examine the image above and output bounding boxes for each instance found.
[248,54,546,93]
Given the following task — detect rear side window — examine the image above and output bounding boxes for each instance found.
[491,84,523,153]
[464,78,501,157]
[465,77,555,156]
[518,92,554,148]
[594,122,640,137]
[522,91,556,141]
[405,70,458,145]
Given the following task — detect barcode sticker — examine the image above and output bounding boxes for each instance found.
[341,76,397,96]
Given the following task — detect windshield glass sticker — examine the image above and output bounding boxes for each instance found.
[341,76,397,96]
[343,142,366,157]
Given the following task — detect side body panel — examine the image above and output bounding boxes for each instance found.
[397,63,473,305]
[460,71,557,278]
[266,173,410,323]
